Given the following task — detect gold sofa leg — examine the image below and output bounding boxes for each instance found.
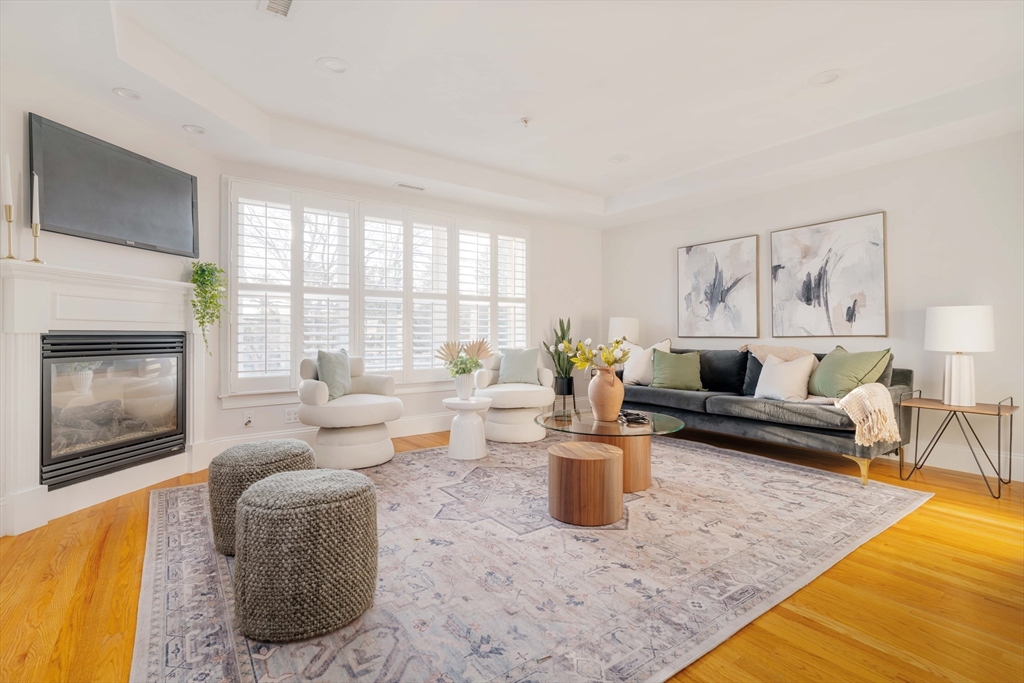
[842,455,871,486]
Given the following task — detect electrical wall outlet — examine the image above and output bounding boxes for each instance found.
[284,407,299,424]
[243,410,254,428]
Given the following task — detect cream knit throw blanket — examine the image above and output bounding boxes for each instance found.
[836,383,902,447]
[739,344,820,370]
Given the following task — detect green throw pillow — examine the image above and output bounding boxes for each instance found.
[497,347,540,384]
[317,349,352,401]
[650,349,703,391]
[809,346,891,398]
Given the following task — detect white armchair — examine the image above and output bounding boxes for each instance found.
[297,356,404,469]
[473,353,555,443]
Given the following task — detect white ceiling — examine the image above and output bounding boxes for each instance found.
[2,0,1022,227]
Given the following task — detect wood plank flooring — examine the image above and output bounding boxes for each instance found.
[1,431,1021,683]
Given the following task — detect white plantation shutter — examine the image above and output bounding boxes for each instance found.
[225,179,528,395]
[364,297,403,371]
[303,294,349,357]
[498,302,527,349]
[412,299,447,369]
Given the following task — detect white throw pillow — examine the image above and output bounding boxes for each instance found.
[622,339,672,386]
[754,354,815,401]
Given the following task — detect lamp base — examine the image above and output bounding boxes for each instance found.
[943,353,976,407]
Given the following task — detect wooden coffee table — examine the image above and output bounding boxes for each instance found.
[536,410,684,492]
[547,441,623,526]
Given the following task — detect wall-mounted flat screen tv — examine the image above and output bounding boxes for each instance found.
[29,113,199,258]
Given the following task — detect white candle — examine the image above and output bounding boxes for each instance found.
[1,154,11,207]
[31,172,39,225]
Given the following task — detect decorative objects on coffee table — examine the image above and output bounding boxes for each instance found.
[771,212,887,337]
[571,337,632,421]
[234,469,377,641]
[548,441,623,526]
[541,317,576,410]
[207,438,316,556]
[436,338,492,400]
[677,235,759,337]
[924,305,994,407]
[898,392,1017,499]
[442,396,491,460]
[537,409,684,492]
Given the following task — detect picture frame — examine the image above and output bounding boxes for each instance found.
[677,234,759,338]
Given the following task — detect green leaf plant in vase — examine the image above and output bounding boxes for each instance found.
[190,261,227,355]
[436,338,492,400]
[570,337,632,421]
[541,318,576,401]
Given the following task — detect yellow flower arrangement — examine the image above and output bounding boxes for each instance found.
[570,337,632,371]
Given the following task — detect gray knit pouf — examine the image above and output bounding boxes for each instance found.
[208,439,315,556]
[234,469,378,642]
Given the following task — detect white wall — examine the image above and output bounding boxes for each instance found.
[603,132,1024,478]
[0,62,603,463]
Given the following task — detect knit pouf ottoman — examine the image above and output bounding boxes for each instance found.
[234,469,378,642]
[208,439,315,556]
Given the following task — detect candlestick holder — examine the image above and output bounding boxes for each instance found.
[28,222,43,264]
[3,204,15,260]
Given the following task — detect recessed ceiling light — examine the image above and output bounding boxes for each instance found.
[316,56,349,74]
[182,125,206,135]
[808,70,843,87]
[112,87,141,100]
[609,154,631,163]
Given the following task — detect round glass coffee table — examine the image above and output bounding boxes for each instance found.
[536,410,684,492]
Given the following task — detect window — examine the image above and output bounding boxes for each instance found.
[224,179,529,396]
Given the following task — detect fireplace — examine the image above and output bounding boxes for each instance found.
[41,333,187,489]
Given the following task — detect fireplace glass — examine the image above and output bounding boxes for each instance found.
[49,357,180,459]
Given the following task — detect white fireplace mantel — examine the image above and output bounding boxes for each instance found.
[0,260,205,535]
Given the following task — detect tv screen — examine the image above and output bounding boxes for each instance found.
[29,113,198,258]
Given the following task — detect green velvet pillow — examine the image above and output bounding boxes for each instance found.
[809,346,891,398]
[317,349,352,401]
[650,349,703,391]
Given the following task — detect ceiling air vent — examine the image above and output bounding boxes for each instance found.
[393,183,426,192]
[258,0,293,19]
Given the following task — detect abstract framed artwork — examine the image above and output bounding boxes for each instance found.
[770,212,888,337]
[677,234,759,338]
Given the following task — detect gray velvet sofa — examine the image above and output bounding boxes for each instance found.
[620,349,913,484]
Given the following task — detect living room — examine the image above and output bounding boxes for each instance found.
[0,1,1021,682]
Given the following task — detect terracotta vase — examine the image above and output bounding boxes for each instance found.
[588,367,624,421]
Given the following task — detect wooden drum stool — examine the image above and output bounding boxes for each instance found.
[547,442,623,526]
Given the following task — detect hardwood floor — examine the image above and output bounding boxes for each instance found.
[1,431,1021,683]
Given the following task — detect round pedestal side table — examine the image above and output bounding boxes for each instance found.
[443,397,492,460]
[548,441,623,526]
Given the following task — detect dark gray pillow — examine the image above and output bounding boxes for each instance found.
[877,354,894,386]
[673,348,748,394]
[743,356,762,396]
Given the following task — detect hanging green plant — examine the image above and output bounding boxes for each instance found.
[190,261,227,354]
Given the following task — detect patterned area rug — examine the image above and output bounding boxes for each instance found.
[131,435,930,683]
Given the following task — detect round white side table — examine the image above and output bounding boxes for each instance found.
[443,397,492,460]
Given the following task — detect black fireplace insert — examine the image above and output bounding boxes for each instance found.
[41,332,186,489]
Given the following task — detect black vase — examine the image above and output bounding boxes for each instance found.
[554,376,574,397]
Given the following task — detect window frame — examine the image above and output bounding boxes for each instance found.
[220,176,530,405]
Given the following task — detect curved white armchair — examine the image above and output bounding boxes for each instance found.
[297,356,403,469]
[473,353,555,443]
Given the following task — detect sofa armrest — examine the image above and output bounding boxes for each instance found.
[538,367,554,388]
[298,379,329,406]
[351,373,395,397]
[890,384,913,445]
[474,368,494,389]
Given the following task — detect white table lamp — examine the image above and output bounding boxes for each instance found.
[924,305,994,407]
[608,317,640,344]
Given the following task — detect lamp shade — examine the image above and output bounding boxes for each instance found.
[923,305,994,353]
[608,317,640,344]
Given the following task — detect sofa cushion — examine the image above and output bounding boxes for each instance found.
[298,394,403,429]
[755,354,815,401]
[498,347,541,385]
[675,348,748,394]
[742,356,763,396]
[623,385,734,413]
[317,349,352,400]
[809,346,891,398]
[622,338,671,385]
[651,349,703,390]
[705,395,856,431]
[476,383,555,409]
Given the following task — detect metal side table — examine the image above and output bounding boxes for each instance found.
[898,391,1017,499]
